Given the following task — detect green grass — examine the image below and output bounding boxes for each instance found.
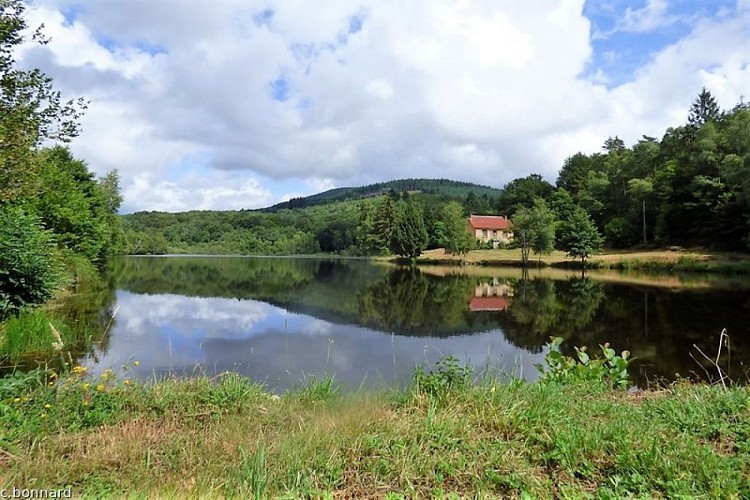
[1,365,748,498]
[0,310,73,364]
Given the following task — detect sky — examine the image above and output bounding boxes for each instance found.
[16,0,750,213]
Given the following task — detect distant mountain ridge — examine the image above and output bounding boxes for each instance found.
[260,178,502,212]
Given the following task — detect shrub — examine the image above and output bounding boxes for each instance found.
[536,337,631,389]
[412,356,472,402]
[0,206,61,318]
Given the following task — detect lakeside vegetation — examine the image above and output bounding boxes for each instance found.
[1,3,750,497]
[1,350,749,498]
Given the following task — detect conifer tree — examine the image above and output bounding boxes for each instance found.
[688,87,720,127]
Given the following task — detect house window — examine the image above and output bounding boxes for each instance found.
[482,229,488,238]
[492,230,497,239]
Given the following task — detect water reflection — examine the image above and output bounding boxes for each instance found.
[89,290,543,392]
[81,256,750,389]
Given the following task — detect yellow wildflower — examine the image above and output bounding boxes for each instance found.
[96,384,105,392]
[40,413,47,418]
[44,403,52,409]
[133,360,140,367]
[82,383,90,390]
[124,380,131,386]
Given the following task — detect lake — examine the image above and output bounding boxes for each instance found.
[76,256,750,391]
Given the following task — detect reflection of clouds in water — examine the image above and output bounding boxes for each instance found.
[86,290,546,392]
[115,291,270,336]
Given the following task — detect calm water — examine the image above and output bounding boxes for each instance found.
[78,256,750,391]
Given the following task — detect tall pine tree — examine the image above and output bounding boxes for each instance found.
[688,87,720,127]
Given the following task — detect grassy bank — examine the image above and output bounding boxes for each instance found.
[0,256,116,372]
[412,248,750,274]
[1,365,748,498]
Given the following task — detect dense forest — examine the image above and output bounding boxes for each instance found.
[262,178,502,212]
[121,188,491,257]
[0,1,122,319]
[123,88,750,259]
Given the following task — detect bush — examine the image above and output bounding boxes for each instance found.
[412,356,472,402]
[536,337,631,389]
[0,206,60,318]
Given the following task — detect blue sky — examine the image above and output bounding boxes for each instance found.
[584,0,737,86]
[18,0,750,212]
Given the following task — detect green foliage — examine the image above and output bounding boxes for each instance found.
[0,3,123,331]
[0,367,51,400]
[0,310,67,361]
[374,193,397,253]
[536,337,631,389]
[496,173,554,215]
[0,206,60,317]
[412,356,472,402]
[559,207,603,265]
[355,200,387,255]
[32,146,122,261]
[389,199,428,259]
[0,0,87,204]
[688,87,721,127]
[511,198,556,266]
[1,363,750,497]
[262,178,502,212]
[554,90,750,251]
[440,201,474,259]
[238,445,268,499]
[296,376,341,404]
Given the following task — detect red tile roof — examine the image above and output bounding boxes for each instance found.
[468,215,512,230]
[469,297,510,311]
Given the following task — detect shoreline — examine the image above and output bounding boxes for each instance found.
[398,248,750,274]
[1,368,748,498]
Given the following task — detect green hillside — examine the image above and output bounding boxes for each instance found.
[261,178,502,212]
[120,178,502,256]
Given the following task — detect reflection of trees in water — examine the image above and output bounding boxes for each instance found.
[500,277,750,385]
[111,256,320,299]
[7,266,120,373]
[499,277,605,353]
[356,268,476,334]
[106,257,750,383]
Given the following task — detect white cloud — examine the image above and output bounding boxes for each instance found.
[14,1,750,211]
[615,0,678,34]
[124,172,273,212]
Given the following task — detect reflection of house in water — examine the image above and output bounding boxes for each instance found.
[469,278,514,312]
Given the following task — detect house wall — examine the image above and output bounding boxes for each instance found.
[473,228,513,244]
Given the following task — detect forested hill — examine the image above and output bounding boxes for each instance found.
[120,178,501,256]
[261,178,502,212]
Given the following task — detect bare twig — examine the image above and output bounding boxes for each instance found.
[691,329,731,389]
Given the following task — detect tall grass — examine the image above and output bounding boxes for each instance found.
[1,361,748,498]
[0,310,72,364]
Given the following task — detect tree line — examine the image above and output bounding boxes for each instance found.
[123,88,750,263]
[0,1,122,318]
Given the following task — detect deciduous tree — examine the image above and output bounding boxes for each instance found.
[559,207,604,267]
[440,201,474,262]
